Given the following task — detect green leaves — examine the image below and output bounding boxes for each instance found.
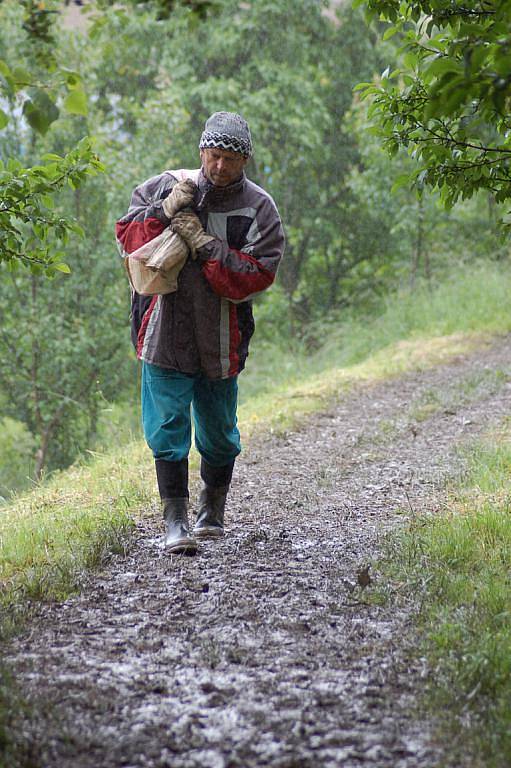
[0,3,96,276]
[383,26,398,41]
[63,88,88,117]
[356,0,511,220]
[0,139,104,275]
[0,45,88,135]
[23,89,60,135]
[62,68,88,117]
[1,76,88,134]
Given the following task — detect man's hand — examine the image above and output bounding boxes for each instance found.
[162,179,197,219]
[171,210,215,257]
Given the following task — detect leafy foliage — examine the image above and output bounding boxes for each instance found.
[95,0,221,20]
[356,0,511,213]
[0,2,127,479]
[0,0,223,276]
[0,1,97,273]
[0,139,103,273]
[0,417,35,500]
[0,248,130,478]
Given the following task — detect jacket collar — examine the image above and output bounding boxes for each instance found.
[197,168,246,207]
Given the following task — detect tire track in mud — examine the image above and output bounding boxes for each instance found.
[6,336,511,768]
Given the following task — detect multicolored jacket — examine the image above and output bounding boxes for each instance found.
[115,168,285,379]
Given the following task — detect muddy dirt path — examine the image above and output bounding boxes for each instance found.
[6,336,511,768]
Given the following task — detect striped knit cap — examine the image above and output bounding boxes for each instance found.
[199,111,252,158]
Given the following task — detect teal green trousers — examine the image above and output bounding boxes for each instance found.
[141,362,241,467]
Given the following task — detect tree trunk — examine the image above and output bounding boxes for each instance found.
[410,194,425,288]
[34,424,53,481]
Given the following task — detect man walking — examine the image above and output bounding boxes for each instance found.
[116,112,285,554]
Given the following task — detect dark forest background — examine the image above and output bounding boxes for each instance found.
[0,0,505,497]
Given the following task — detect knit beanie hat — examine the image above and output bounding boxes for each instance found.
[199,111,253,158]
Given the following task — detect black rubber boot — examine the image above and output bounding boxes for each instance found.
[155,458,189,499]
[193,485,229,539]
[162,498,197,555]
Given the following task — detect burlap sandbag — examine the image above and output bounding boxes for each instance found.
[125,227,189,296]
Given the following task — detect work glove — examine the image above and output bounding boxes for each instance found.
[162,179,197,219]
[171,210,215,258]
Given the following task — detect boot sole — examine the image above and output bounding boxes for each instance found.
[193,527,224,540]
[165,538,198,555]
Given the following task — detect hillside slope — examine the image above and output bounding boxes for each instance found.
[4,334,511,767]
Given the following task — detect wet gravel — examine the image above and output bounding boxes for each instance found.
[6,335,511,768]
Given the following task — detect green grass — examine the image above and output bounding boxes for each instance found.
[0,446,150,637]
[383,425,511,767]
[242,261,511,402]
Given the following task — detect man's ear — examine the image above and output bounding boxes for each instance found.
[199,149,205,164]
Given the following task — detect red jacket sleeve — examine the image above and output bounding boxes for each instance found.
[199,195,285,302]
[115,172,174,255]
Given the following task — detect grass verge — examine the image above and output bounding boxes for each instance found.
[0,447,148,637]
[242,262,511,402]
[382,424,511,768]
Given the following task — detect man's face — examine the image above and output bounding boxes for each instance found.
[200,148,248,187]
